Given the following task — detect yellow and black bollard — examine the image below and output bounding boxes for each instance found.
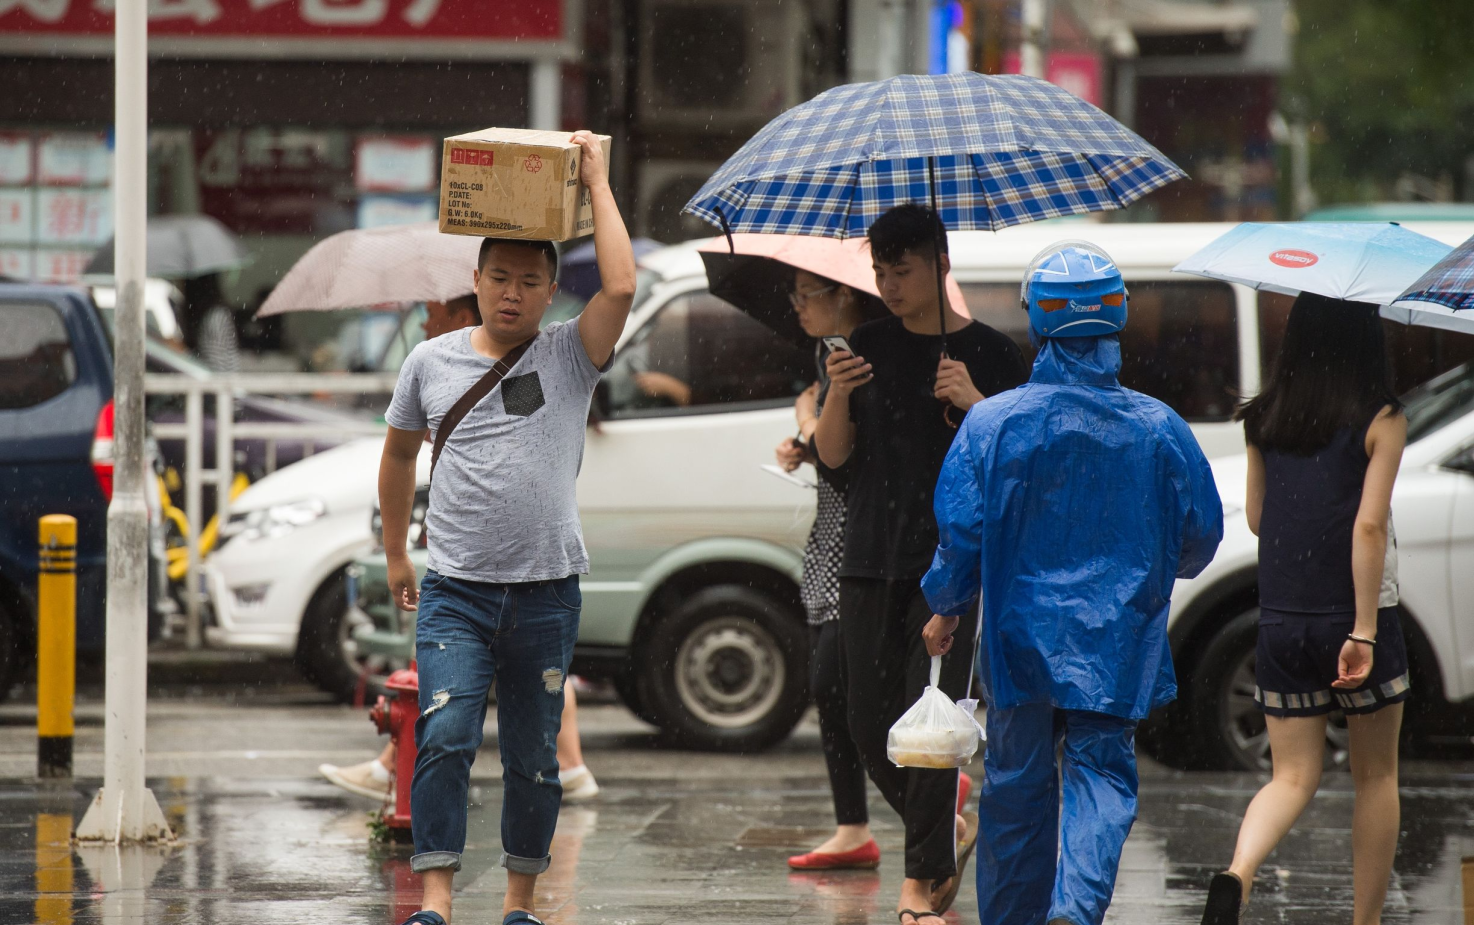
[37,515,76,779]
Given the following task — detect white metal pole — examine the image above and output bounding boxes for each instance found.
[77,0,172,844]
[529,58,561,130]
[1021,0,1047,79]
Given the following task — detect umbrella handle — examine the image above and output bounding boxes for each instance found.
[928,156,949,356]
[714,206,736,255]
[942,403,961,430]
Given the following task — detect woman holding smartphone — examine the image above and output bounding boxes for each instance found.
[776,269,886,869]
[1201,293,1410,925]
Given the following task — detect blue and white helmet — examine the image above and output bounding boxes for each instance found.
[1020,241,1128,338]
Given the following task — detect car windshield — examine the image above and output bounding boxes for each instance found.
[1403,361,1474,443]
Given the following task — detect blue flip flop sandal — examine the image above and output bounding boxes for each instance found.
[502,912,546,925]
[398,913,446,925]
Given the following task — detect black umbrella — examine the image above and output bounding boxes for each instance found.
[86,214,247,279]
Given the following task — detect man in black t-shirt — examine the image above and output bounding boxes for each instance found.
[815,205,1027,924]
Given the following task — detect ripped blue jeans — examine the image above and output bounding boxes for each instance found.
[409,569,580,875]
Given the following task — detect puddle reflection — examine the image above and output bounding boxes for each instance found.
[33,812,72,925]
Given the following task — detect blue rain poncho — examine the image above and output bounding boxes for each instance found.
[922,335,1223,719]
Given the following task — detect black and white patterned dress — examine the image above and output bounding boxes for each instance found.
[800,360,845,626]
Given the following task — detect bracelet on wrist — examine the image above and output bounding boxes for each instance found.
[1347,633,1377,646]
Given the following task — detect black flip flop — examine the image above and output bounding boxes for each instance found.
[898,910,946,925]
[503,911,546,925]
[931,810,979,914]
[398,913,446,925]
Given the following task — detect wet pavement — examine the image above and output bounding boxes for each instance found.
[0,659,1470,924]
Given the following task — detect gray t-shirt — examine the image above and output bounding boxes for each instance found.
[384,320,605,583]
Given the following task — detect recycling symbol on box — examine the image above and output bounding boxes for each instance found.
[524,155,543,173]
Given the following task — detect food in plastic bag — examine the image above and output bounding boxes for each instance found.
[887,656,984,769]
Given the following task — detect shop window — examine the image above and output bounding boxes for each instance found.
[603,290,811,417]
[0,302,75,409]
[962,279,1239,421]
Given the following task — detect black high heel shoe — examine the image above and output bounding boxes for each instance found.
[1201,871,1245,925]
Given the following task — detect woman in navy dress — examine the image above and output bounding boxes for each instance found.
[1202,294,1410,925]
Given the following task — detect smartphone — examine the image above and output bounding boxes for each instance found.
[820,335,853,356]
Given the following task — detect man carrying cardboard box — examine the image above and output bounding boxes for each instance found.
[378,130,635,925]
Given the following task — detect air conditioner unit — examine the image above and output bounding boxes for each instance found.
[637,0,807,128]
[636,159,725,243]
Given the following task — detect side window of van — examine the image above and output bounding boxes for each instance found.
[603,290,812,417]
[1261,290,1474,394]
[0,302,76,409]
[961,279,1240,421]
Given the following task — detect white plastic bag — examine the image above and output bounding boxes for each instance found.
[886,656,984,769]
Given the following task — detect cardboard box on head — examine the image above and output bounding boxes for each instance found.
[438,128,613,242]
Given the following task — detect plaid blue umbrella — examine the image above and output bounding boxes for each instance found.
[1390,234,1474,311]
[683,73,1186,237]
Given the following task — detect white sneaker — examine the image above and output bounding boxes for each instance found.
[560,765,600,803]
[319,759,392,801]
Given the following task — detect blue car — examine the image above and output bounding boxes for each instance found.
[0,283,165,700]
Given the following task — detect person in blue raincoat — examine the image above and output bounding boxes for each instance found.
[919,241,1224,925]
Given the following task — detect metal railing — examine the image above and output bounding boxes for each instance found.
[144,373,398,649]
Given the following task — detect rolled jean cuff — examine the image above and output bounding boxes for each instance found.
[410,851,462,873]
[501,851,551,875]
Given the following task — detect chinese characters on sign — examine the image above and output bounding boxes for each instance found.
[355,135,438,229]
[0,131,111,282]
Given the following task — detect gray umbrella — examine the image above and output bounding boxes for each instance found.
[85,214,248,278]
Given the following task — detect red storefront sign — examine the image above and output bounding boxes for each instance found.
[0,0,562,43]
[1002,51,1103,109]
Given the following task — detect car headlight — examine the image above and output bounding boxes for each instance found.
[221,498,327,543]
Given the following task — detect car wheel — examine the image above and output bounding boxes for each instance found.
[636,584,808,752]
[612,670,661,727]
[296,568,410,705]
[1191,607,1350,771]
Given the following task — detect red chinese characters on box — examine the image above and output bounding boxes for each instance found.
[449,148,494,168]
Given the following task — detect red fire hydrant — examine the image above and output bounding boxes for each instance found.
[370,664,419,837]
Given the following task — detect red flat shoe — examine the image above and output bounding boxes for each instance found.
[787,839,881,870]
[957,770,973,814]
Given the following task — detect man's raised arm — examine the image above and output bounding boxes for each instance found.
[571,131,637,368]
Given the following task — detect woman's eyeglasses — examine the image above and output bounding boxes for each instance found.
[789,284,837,308]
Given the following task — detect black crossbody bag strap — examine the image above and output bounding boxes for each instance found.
[429,334,538,482]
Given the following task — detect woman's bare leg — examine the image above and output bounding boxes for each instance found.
[556,683,583,771]
[1348,703,1403,925]
[1226,715,1327,901]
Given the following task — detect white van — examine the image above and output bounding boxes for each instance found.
[210,220,1474,755]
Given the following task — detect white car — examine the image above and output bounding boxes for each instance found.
[1160,362,1474,770]
[202,437,427,696]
